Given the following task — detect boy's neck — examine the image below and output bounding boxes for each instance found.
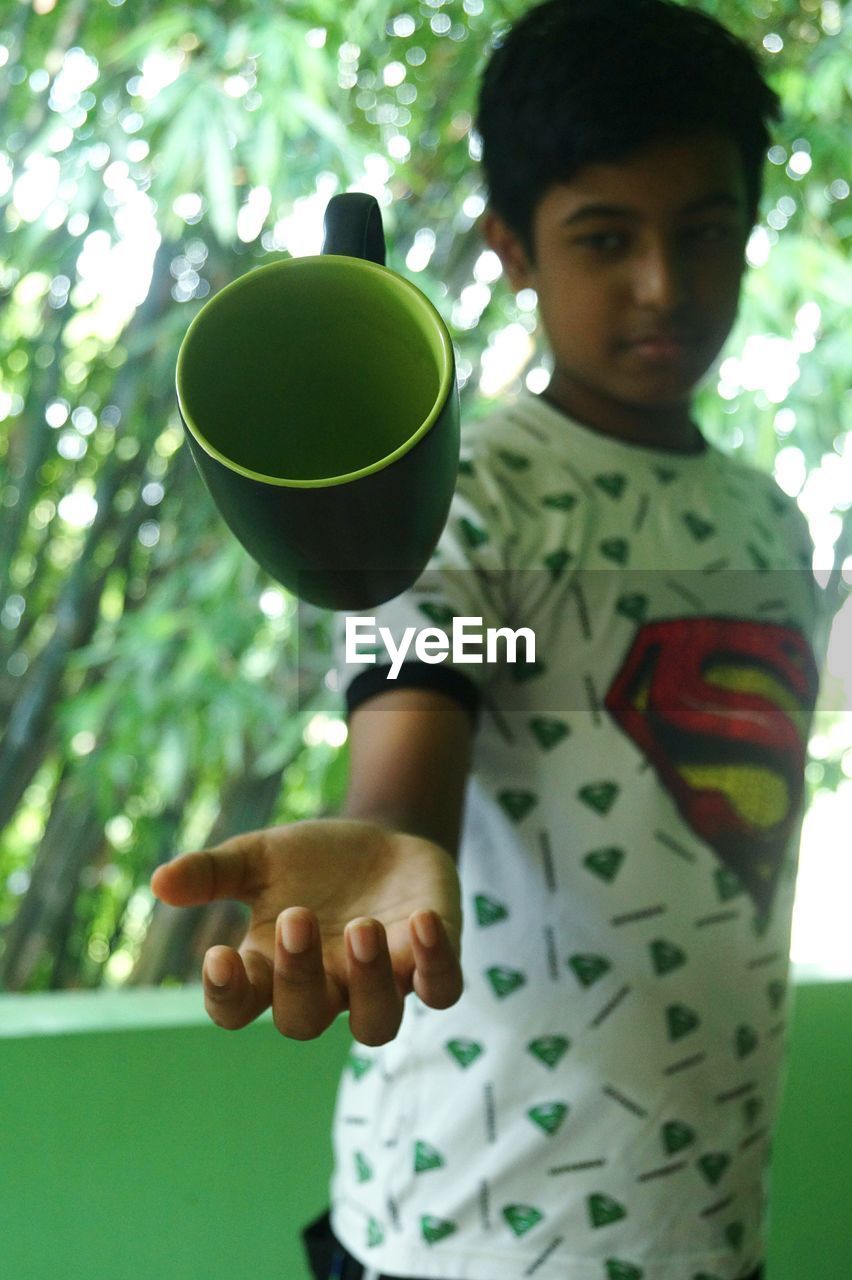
[540,376,706,456]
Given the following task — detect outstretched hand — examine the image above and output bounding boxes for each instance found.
[149,817,463,1046]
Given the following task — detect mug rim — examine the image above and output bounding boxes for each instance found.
[175,255,455,489]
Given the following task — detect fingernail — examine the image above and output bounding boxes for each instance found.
[206,952,231,987]
[349,921,379,964]
[281,910,313,954]
[413,911,439,948]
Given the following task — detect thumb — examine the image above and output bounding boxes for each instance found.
[150,831,264,907]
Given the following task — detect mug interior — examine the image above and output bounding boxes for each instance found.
[176,257,451,484]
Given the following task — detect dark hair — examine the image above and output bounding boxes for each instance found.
[475,0,782,257]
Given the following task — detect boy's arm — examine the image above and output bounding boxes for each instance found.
[340,685,475,860]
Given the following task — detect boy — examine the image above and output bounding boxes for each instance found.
[151,2,822,1277]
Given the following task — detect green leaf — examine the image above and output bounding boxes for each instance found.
[253,715,308,776]
[153,726,188,805]
[100,13,201,70]
[253,110,284,191]
[203,114,239,244]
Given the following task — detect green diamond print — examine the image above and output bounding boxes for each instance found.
[355,1152,372,1183]
[725,1221,745,1251]
[414,1140,445,1173]
[714,867,744,902]
[528,1102,569,1136]
[421,1215,457,1245]
[543,548,573,579]
[498,789,537,822]
[589,1193,628,1228]
[503,1204,543,1237]
[661,1120,696,1154]
[458,457,474,476]
[527,1035,570,1069]
[578,781,620,815]
[475,893,509,926]
[606,1261,645,1280]
[599,537,630,564]
[348,1053,373,1081]
[367,1217,384,1247]
[697,1153,731,1186]
[583,846,625,883]
[568,953,611,987]
[683,512,715,542]
[767,979,786,1011]
[743,1097,763,1128]
[542,491,578,510]
[666,1003,701,1040]
[616,593,649,623]
[446,1038,484,1069]
[486,965,526,998]
[419,602,455,627]
[654,467,677,484]
[649,939,687,976]
[459,516,488,550]
[735,1024,758,1058]
[530,717,570,750]
[595,472,627,499]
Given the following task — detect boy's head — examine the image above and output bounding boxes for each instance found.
[475,0,781,262]
[473,0,783,444]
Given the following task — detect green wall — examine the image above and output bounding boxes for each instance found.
[0,977,848,1280]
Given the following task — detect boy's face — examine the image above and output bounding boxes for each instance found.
[483,130,751,447]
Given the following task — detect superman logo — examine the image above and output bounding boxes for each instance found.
[604,618,819,915]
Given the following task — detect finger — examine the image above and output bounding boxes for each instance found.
[272,908,343,1041]
[150,833,264,907]
[409,911,463,1010]
[345,917,405,1047]
[202,944,273,1030]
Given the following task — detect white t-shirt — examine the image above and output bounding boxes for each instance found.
[328,390,821,1280]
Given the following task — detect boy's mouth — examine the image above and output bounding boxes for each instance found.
[623,331,703,363]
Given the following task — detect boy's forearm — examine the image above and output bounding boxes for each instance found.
[333,687,474,863]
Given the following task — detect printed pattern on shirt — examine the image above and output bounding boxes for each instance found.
[328,391,820,1280]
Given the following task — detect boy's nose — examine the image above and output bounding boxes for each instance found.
[631,243,690,310]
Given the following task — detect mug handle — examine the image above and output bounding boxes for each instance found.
[321,192,386,265]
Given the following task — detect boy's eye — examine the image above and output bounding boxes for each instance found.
[574,232,627,252]
[573,225,739,254]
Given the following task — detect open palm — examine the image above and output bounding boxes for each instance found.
[150,817,463,1045]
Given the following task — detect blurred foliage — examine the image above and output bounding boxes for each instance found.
[0,0,849,991]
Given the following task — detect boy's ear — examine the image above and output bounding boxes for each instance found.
[481,209,535,293]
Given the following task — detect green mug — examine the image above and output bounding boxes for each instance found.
[175,193,460,611]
